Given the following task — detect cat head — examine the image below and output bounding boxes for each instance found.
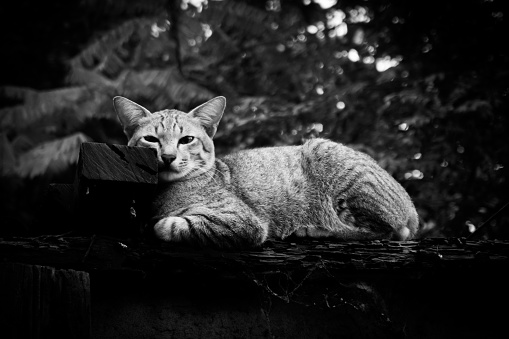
[113,96,226,182]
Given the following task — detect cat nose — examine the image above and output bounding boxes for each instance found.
[161,154,176,165]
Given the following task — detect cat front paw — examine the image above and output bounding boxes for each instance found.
[153,217,189,242]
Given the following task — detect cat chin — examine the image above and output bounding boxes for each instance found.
[159,167,210,183]
[158,171,183,182]
[158,170,197,182]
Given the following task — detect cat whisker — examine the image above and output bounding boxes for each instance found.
[195,160,226,180]
[190,161,223,185]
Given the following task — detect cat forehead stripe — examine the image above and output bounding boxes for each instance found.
[159,115,166,131]
[175,115,184,134]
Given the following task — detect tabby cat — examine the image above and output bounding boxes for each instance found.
[113,96,419,248]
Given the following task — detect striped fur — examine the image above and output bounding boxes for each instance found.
[113,96,419,248]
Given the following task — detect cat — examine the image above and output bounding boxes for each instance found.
[113,96,419,248]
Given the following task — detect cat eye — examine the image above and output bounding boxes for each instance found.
[143,135,159,143]
[179,136,195,145]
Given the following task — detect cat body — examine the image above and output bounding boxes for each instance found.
[113,96,419,248]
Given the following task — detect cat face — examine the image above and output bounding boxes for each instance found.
[113,96,226,182]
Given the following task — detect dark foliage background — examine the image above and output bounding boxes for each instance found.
[0,0,507,238]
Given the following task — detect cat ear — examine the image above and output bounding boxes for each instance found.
[113,96,151,138]
[188,96,226,138]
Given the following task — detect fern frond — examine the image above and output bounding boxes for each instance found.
[166,77,213,108]
[0,87,93,131]
[15,133,90,178]
[455,100,492,114]
[123,68,213,108]
[0,86,38,102]
[67,68,126,90]
[68,17,155,74]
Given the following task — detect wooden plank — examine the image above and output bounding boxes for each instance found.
[1,236,508,274]
[0,263,91,339]
[77,142,157,184]
[73,143,158,237]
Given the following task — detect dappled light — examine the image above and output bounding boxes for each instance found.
[312,0,337,10]
[376,56,401,72]
[347,49,360,62]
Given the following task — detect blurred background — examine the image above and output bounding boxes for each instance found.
[0,0,507,239]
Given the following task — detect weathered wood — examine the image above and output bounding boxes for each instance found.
[1,237,508,339]
[0,263,91,339]
[73,143,158,237]
[76,142,158,184]
[1,236,508,274]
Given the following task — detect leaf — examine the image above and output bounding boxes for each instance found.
[0,86,93,130]
[0,86,38,102]
[15,133,90,178]
[67,68,126,90]
[455,100,492,114]
[68,17,154,72]
[122,68,213,108]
